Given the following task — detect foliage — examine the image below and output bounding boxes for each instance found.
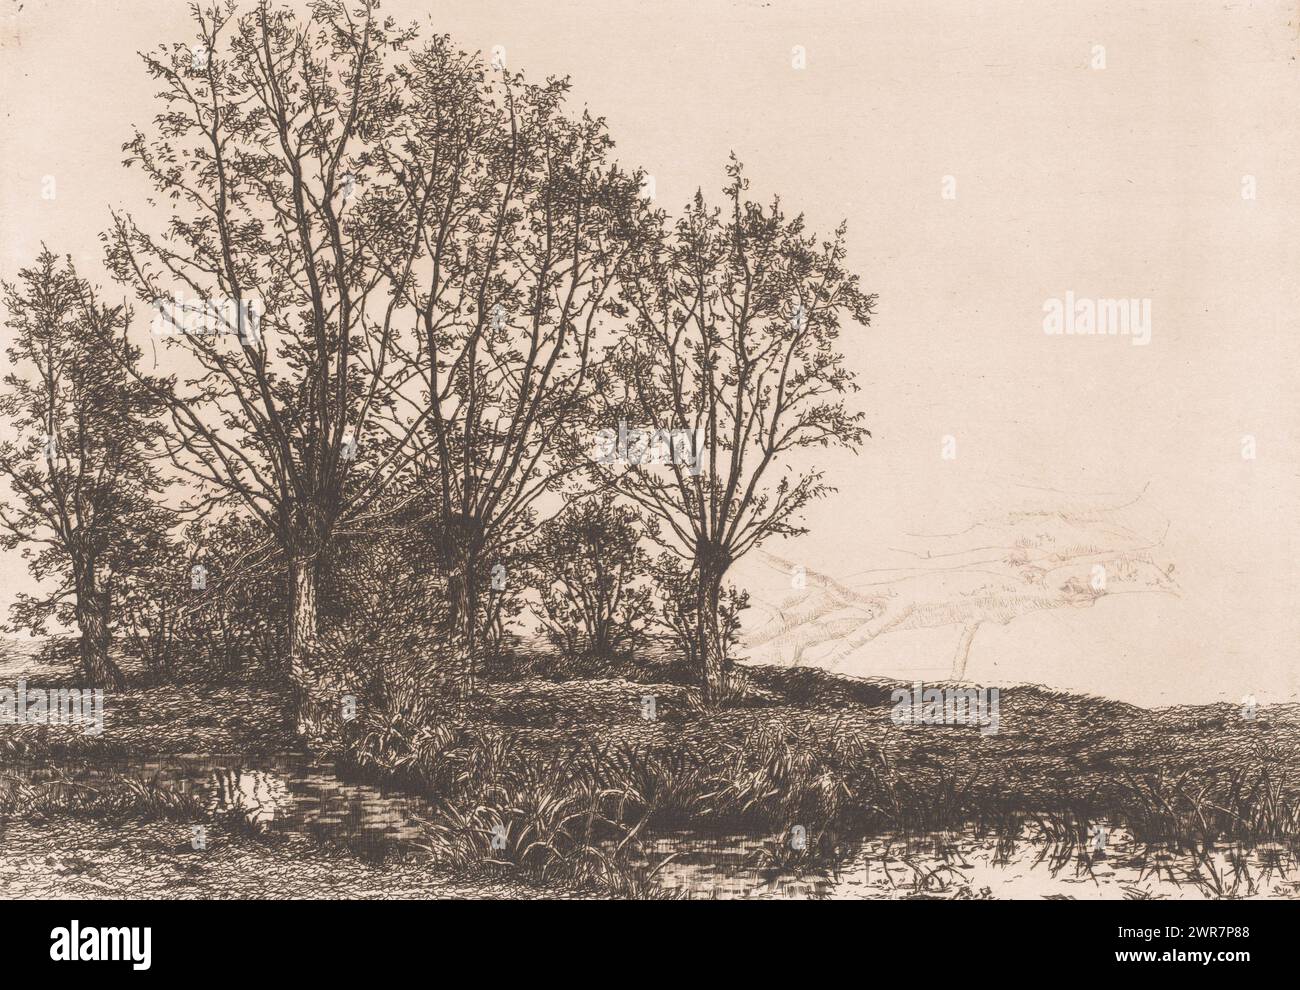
[530,497,654,669]
[595,158,873,700]
[652,551,749,678]
[0,249,168,687]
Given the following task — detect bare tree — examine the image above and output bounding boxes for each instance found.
[0,250,168,688]
[601,160,874,703]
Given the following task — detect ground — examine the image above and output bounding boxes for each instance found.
[3,651,1299,899]
[0,820,552,899]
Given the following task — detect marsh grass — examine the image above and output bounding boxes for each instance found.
[342,678,1300,897]
[0,767,204,823]
[7,643,1300,898]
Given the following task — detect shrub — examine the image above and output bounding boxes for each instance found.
[530,498,654,671]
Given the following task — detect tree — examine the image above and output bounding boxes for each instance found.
[368,38,654,695]
[0,249,168,688]
[103,1,430,728]
[600,160,874,703]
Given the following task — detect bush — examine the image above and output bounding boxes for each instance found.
[314,527,459,723]
[119,515,285,684]
[529,498,654,671]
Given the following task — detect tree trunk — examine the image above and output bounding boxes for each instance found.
[76,566,125,690]
[697,552,728,707]
[288,554,321,734]
[448,539,481,699]
[289,555,318,672]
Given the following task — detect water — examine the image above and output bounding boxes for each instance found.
[637,827,1300,900]
[12,755,1300,897]
[170,758,1299,899]
[25,757,436,856]
[160,758,434,853]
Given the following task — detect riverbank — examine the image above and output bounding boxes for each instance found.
[0,819,553,899]
[342,666,1300,882]
[4,651,1300,899]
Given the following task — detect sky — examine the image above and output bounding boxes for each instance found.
[2,0,1298,705]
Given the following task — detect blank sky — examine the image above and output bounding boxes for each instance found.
[2,0,1297,704]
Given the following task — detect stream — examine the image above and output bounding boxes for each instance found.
[16,756,1297,899]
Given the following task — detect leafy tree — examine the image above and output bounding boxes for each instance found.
[103,1,430,728]
[600,161,874,703]
[369,37,655,695]
[0,249,168,688]
[103,1,656,718]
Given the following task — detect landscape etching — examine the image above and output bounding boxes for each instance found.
[0,0,1297,902]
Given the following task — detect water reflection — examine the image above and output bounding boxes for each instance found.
[139,758,432,855]
[16,755,1300,898]
[635,826,1300,900]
